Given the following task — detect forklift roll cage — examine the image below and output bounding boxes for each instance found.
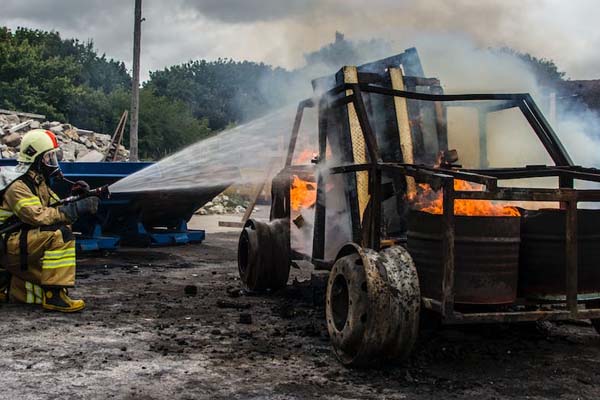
[285,82,600,325]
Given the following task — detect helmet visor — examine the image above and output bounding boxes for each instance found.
[42,150,59,168]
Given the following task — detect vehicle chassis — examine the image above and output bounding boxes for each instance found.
[240,81,600,365]
[303,82,600,321]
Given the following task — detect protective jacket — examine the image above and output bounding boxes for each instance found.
[0,169,76,304]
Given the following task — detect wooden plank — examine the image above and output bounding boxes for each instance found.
[218,221,245,228]
[241,158,278,223]
[217,158,279,228]
[8,119,33,133]
[0,109,45,120]
[104,110,128,161]
[389,67,416,196]
[76,129,94,136]
[565,199,578,314]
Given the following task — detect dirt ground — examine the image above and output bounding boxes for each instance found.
[1,226,600,399]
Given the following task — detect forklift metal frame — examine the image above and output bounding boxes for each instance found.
[285,83,600,325]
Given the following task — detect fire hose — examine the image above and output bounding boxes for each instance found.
[0,183,110,236]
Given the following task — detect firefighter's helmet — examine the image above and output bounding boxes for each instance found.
[18,129,59,164]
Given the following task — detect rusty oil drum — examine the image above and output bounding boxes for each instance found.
[407,210,521,304]
[519,209,600,298]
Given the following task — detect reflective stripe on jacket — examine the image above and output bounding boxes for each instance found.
[1,170,68,227]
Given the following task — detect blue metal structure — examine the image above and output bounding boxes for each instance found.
[0,160,213,250]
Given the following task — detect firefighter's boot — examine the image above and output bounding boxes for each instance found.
[0,272,9,302]
[43,288,85,312]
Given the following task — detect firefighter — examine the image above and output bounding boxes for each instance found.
[0,129,99,312]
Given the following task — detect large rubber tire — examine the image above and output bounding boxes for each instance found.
[326,244,420,367]
[237,219,290,291]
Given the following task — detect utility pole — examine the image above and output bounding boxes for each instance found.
[130,0,142,161]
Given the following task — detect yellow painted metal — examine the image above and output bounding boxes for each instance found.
[343,66,369,222]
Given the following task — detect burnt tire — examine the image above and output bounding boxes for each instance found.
[326,244,420,367]
[237,219,290,291]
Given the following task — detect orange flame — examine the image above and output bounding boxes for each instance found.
[291,175,317,211]
[409,179,520,217]
[294,149,317,165]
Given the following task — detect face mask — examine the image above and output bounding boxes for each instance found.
[42,150,59,168]
[39,150,61,180]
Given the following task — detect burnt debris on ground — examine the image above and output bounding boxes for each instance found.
[0,232,599,399]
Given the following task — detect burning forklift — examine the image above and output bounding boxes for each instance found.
[237,48,600,366]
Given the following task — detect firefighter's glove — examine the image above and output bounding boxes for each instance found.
[71,180,90,196]
[59,197,100,222]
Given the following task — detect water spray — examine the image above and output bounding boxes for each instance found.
[109,105,303,194]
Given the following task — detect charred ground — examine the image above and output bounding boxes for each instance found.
[0,231,598,399]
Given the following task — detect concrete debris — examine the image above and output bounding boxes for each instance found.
[234,205,246,214]
[77,150,104,162]
[195,193,250,215]
[0,110,129,162]
[2,132,22,148]
[8,119,33,134]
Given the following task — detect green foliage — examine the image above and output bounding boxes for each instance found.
[11,27,130,92]
[67,87,128,135]
[0,26,130,122]
[303,31,392,69]
[1,26,571,161]
[136,87,212,159]
[146,58,291,130]
[0,27,80,119]
[496,47,566,85]
[0,26,212,160]
[144,32,393,133]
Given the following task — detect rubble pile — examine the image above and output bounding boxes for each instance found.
[196,193,251,215]
[0,112,129,161]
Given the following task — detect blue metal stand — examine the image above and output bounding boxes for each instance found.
[75,223,120,252]
[123,220,205,247]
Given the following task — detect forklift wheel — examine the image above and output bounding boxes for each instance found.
[237,219,290,292]
[326,244,420,367]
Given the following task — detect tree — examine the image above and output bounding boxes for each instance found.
[496,47,565,86]
[303,31,392,70]
[136,87,212,159]
[146,58,292,130]
[0,26,211,160]
[0,26,130,121]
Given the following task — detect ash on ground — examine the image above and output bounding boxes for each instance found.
[0,229,598,399]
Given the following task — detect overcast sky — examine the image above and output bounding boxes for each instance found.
[1,0,598,81]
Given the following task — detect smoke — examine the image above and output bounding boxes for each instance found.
[109,23,600,259]
[180,0,599,80]
[1,1,598,81]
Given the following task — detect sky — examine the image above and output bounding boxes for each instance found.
[0,0,598,82]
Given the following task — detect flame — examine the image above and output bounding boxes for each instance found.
[409,179,520,217]
[294,147,333,165]
[291,175,317,211]
[295,149,317,165]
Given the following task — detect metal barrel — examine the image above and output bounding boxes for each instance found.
[407,210,520,304]
[519,209,600,298]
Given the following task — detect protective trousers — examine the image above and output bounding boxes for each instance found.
[4,226,76,304]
